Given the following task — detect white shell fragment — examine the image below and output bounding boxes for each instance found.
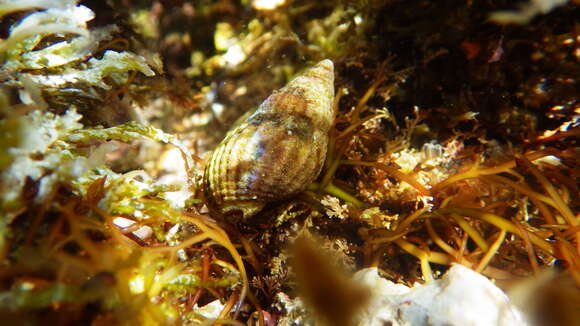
[353,264,528,326]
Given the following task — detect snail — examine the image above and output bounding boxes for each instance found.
[201,59,335,221]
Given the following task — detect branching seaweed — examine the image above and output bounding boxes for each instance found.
[1,0,578,325]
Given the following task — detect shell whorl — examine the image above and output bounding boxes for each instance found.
[202,59,335,221]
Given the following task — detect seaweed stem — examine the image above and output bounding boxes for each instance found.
[342,160,430,196]
[557,238,580,285]
[434,150,554,191]
[320,153,343,189]
[516,154,578,253]
[336,112,391,139]
[425,219,457,256]
[515,220,539,276]
[475,230,506,273]
[434,208,555,255]
[397,207,430,231]
[181,214,248,319]
[517,154,576,225]
[394,238,453,265]
[484,175,556,208]
[420,257,434,282]
[450,213,489,252]
[349,60,387,121]
[321,181,367,209]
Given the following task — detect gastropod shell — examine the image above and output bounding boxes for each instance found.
[202,59,335,221]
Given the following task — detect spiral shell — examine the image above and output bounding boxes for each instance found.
[202,59,335,221]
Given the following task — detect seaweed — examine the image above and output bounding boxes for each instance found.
[1,0,579,325]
